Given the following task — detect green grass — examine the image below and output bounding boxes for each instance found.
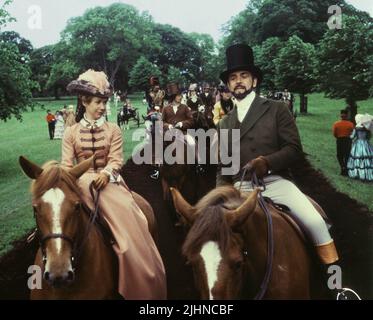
[296,93,373,211]
[0,92,372,257]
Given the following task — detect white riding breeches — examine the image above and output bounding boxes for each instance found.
[234,175,333,246]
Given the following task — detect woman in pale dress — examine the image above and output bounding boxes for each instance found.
[54,111,65,139]
[63,69,167,299]
[64,105,76,127]
[347,113,373,181]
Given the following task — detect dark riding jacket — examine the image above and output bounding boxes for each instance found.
[217,95,303,186]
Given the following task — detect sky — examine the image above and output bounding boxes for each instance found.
[3,0,373,48]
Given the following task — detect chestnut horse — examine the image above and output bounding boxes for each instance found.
[19,156,157,300]
[170,186,319,300]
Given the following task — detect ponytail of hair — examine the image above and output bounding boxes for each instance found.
[75,97,84,123]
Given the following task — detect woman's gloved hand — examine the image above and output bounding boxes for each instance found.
[93,172,110,190]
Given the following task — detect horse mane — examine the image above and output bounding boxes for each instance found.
[182,186,244,260]
[31,161,81,200]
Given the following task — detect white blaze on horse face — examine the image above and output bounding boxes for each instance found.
[41,188,65,254]
[200,241,222,300]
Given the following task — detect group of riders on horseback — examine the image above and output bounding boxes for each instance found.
[19,43,360,300]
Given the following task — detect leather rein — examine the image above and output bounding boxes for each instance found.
[238,169,274,300]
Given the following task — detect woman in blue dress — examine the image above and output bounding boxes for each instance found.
[347,113,373,182]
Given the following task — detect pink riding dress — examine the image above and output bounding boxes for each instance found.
[61,117,167,299]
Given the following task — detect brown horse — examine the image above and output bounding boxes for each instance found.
[19,156,157,299]
[160,117,216,207]
[170,186,318,300]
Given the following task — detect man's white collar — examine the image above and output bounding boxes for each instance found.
[234,91,256,123]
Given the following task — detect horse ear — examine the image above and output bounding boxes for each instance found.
[225,188,260,230]
[170,187,197,224]
[19,156,43,179]
[68,155,95,179]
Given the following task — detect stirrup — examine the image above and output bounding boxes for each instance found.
[336,288,362,300]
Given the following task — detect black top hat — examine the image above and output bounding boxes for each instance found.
[166,82,181,96]
[220,44,262,84]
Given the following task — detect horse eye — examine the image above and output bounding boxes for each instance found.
[74,202,81,211]
[233,260,243,270]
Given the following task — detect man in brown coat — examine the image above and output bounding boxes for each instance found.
[162,83,194,131]
[150,83,202,180]
[217,44,351,297]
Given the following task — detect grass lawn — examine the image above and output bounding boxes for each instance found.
[0,92,372,257]
[295,93,372,212]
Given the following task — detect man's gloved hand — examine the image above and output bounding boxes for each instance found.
[244,156,270,179]
[175,122,183,129]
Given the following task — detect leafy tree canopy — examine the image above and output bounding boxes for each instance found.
[316,15,373,117]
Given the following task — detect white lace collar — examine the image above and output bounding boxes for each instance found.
[80,114,106,128]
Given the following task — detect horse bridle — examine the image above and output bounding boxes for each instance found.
[238,169,274,300]
[33,183,100,271]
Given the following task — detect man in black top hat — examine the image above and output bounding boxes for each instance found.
[216,44,357,299]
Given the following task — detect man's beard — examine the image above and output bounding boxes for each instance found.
[232,87,255,100]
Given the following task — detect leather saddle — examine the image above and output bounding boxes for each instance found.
[264,196,332,243]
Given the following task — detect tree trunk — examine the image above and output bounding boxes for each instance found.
[346,98,357,123]
[300,93,307,114]
[54,86,60,100]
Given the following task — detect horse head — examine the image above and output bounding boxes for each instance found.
[19,156,94,288]
[170,186,260,299]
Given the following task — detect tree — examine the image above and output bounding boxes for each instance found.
[52,3,160,89]
[0,31,33,59]
[0,0,36,121]
[147,24,201,82]
[253,37,285,91]
[222,0,371,47]
[275,35,317,113]
[0,42,37,121]
[166,66,188,88]
[252,0,331,44]
[128,56,162,91]
[316,15,373,120]
[189,32,220,84]
[222,1,262,47]
[0,0,15,30]
[29,45,55,97]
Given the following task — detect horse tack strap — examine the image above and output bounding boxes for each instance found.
[76,183,101,254]
[254,188,274,300]
[40,234,74,247]
[238,169,274,300]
